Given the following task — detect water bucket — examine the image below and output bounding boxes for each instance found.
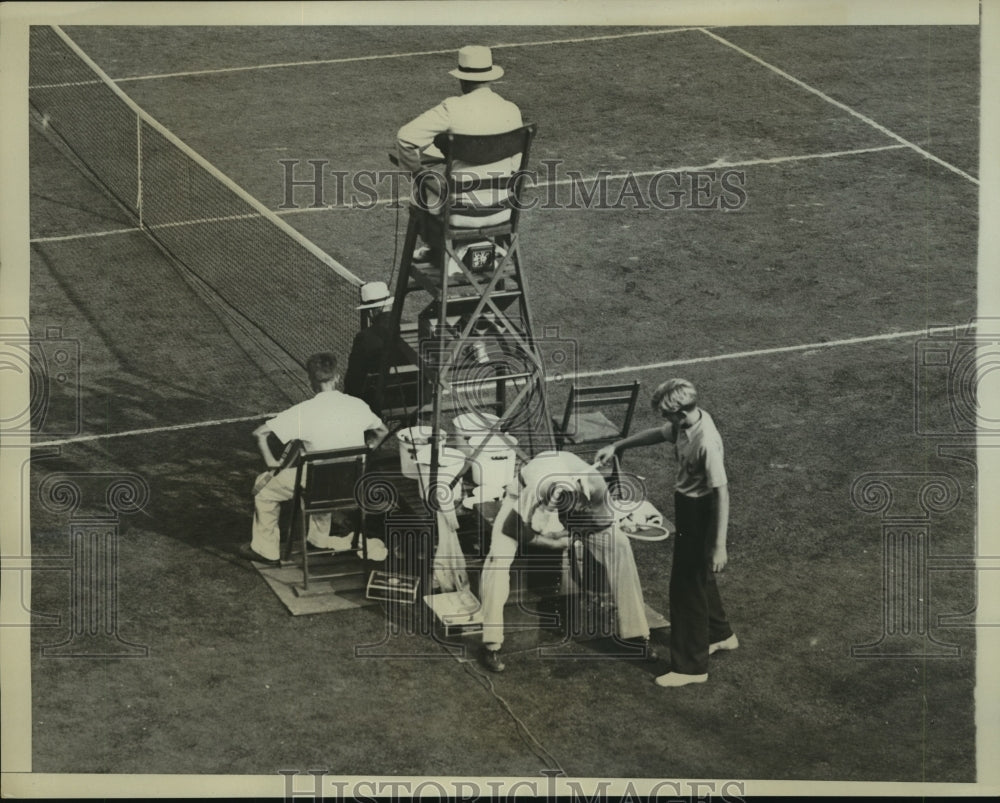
[397,426,440,479]
[415,446,468,512]
[452,411,500,455]
[468,432,518,494]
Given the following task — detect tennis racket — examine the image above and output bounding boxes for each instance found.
[252,438,304,495]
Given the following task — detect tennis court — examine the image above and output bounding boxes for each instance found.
[18,16,982,788]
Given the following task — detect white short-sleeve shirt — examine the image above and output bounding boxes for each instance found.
[671,409,727,498]
[267,390,383,452]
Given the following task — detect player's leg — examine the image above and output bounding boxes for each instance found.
[480,498,520,662]
[666,493,712,676]
[251,468,296,561]
[588,527,650,642]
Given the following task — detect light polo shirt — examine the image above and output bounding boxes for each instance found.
[513,450,607,520]
[267,390,383,452]
[670,409,727,498]
[500,450,610,541]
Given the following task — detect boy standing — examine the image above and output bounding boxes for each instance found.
[596,379,737,687]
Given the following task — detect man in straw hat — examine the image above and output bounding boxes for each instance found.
[344,281,394,411]
[396,45,522,176]
[396,46,524,261]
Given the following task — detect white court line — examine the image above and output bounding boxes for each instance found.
[276,142,910,215]
[31,226,141,244]
[31,413,276,449]
[32,143,911,242]
[30,213,265,244]
[28,323,972,448]
[698,28,980,187]
[30,211,267,244]
[29,27,700,88]
[566,324,975,382]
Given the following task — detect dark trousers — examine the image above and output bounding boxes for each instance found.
[670,492,733,675]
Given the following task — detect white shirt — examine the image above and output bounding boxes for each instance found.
[511,450,607,524]
[670,410,727,498]
[267,390,383,452]
[396,86,524,176]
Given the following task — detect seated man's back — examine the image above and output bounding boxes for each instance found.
[396,46,523,183]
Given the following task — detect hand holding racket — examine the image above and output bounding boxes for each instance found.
[252,439,304,495]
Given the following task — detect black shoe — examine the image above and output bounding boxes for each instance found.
[481,647,506,673]
[621,637,658,662]
[238,544,280,568]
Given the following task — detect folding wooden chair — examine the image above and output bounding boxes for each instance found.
[552,381,641,451]
[281,445,369,593]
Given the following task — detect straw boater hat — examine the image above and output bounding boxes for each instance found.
[449,45,504,82]
[357,281,392,310]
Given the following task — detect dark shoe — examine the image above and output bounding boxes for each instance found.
[481,647,506,673]
[621,637,658,662]
[238,543,280,568]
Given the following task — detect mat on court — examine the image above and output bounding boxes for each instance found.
[252,557,379,616]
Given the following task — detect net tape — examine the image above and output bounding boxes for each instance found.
[29,25,362,369]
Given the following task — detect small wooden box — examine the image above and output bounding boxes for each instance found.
[423,589,484,636]
[366,571,420,604]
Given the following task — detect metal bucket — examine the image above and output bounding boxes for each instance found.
[452,411,500,455]
[468,432,518,494]
[397,425,440,479]
[415,446,468,514]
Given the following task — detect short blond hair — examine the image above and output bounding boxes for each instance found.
[651,378,697,412]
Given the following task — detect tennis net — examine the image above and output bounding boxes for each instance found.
[29,25,362,369]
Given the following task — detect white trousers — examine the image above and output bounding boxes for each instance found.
[251,468,334,561]
[480,495,651,650]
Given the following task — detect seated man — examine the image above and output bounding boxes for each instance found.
[478,450,654,672]
[396,45,523,249]
[241,352,389,565]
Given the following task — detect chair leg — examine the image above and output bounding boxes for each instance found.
[301,510,311,591]
[284,498,300,562]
